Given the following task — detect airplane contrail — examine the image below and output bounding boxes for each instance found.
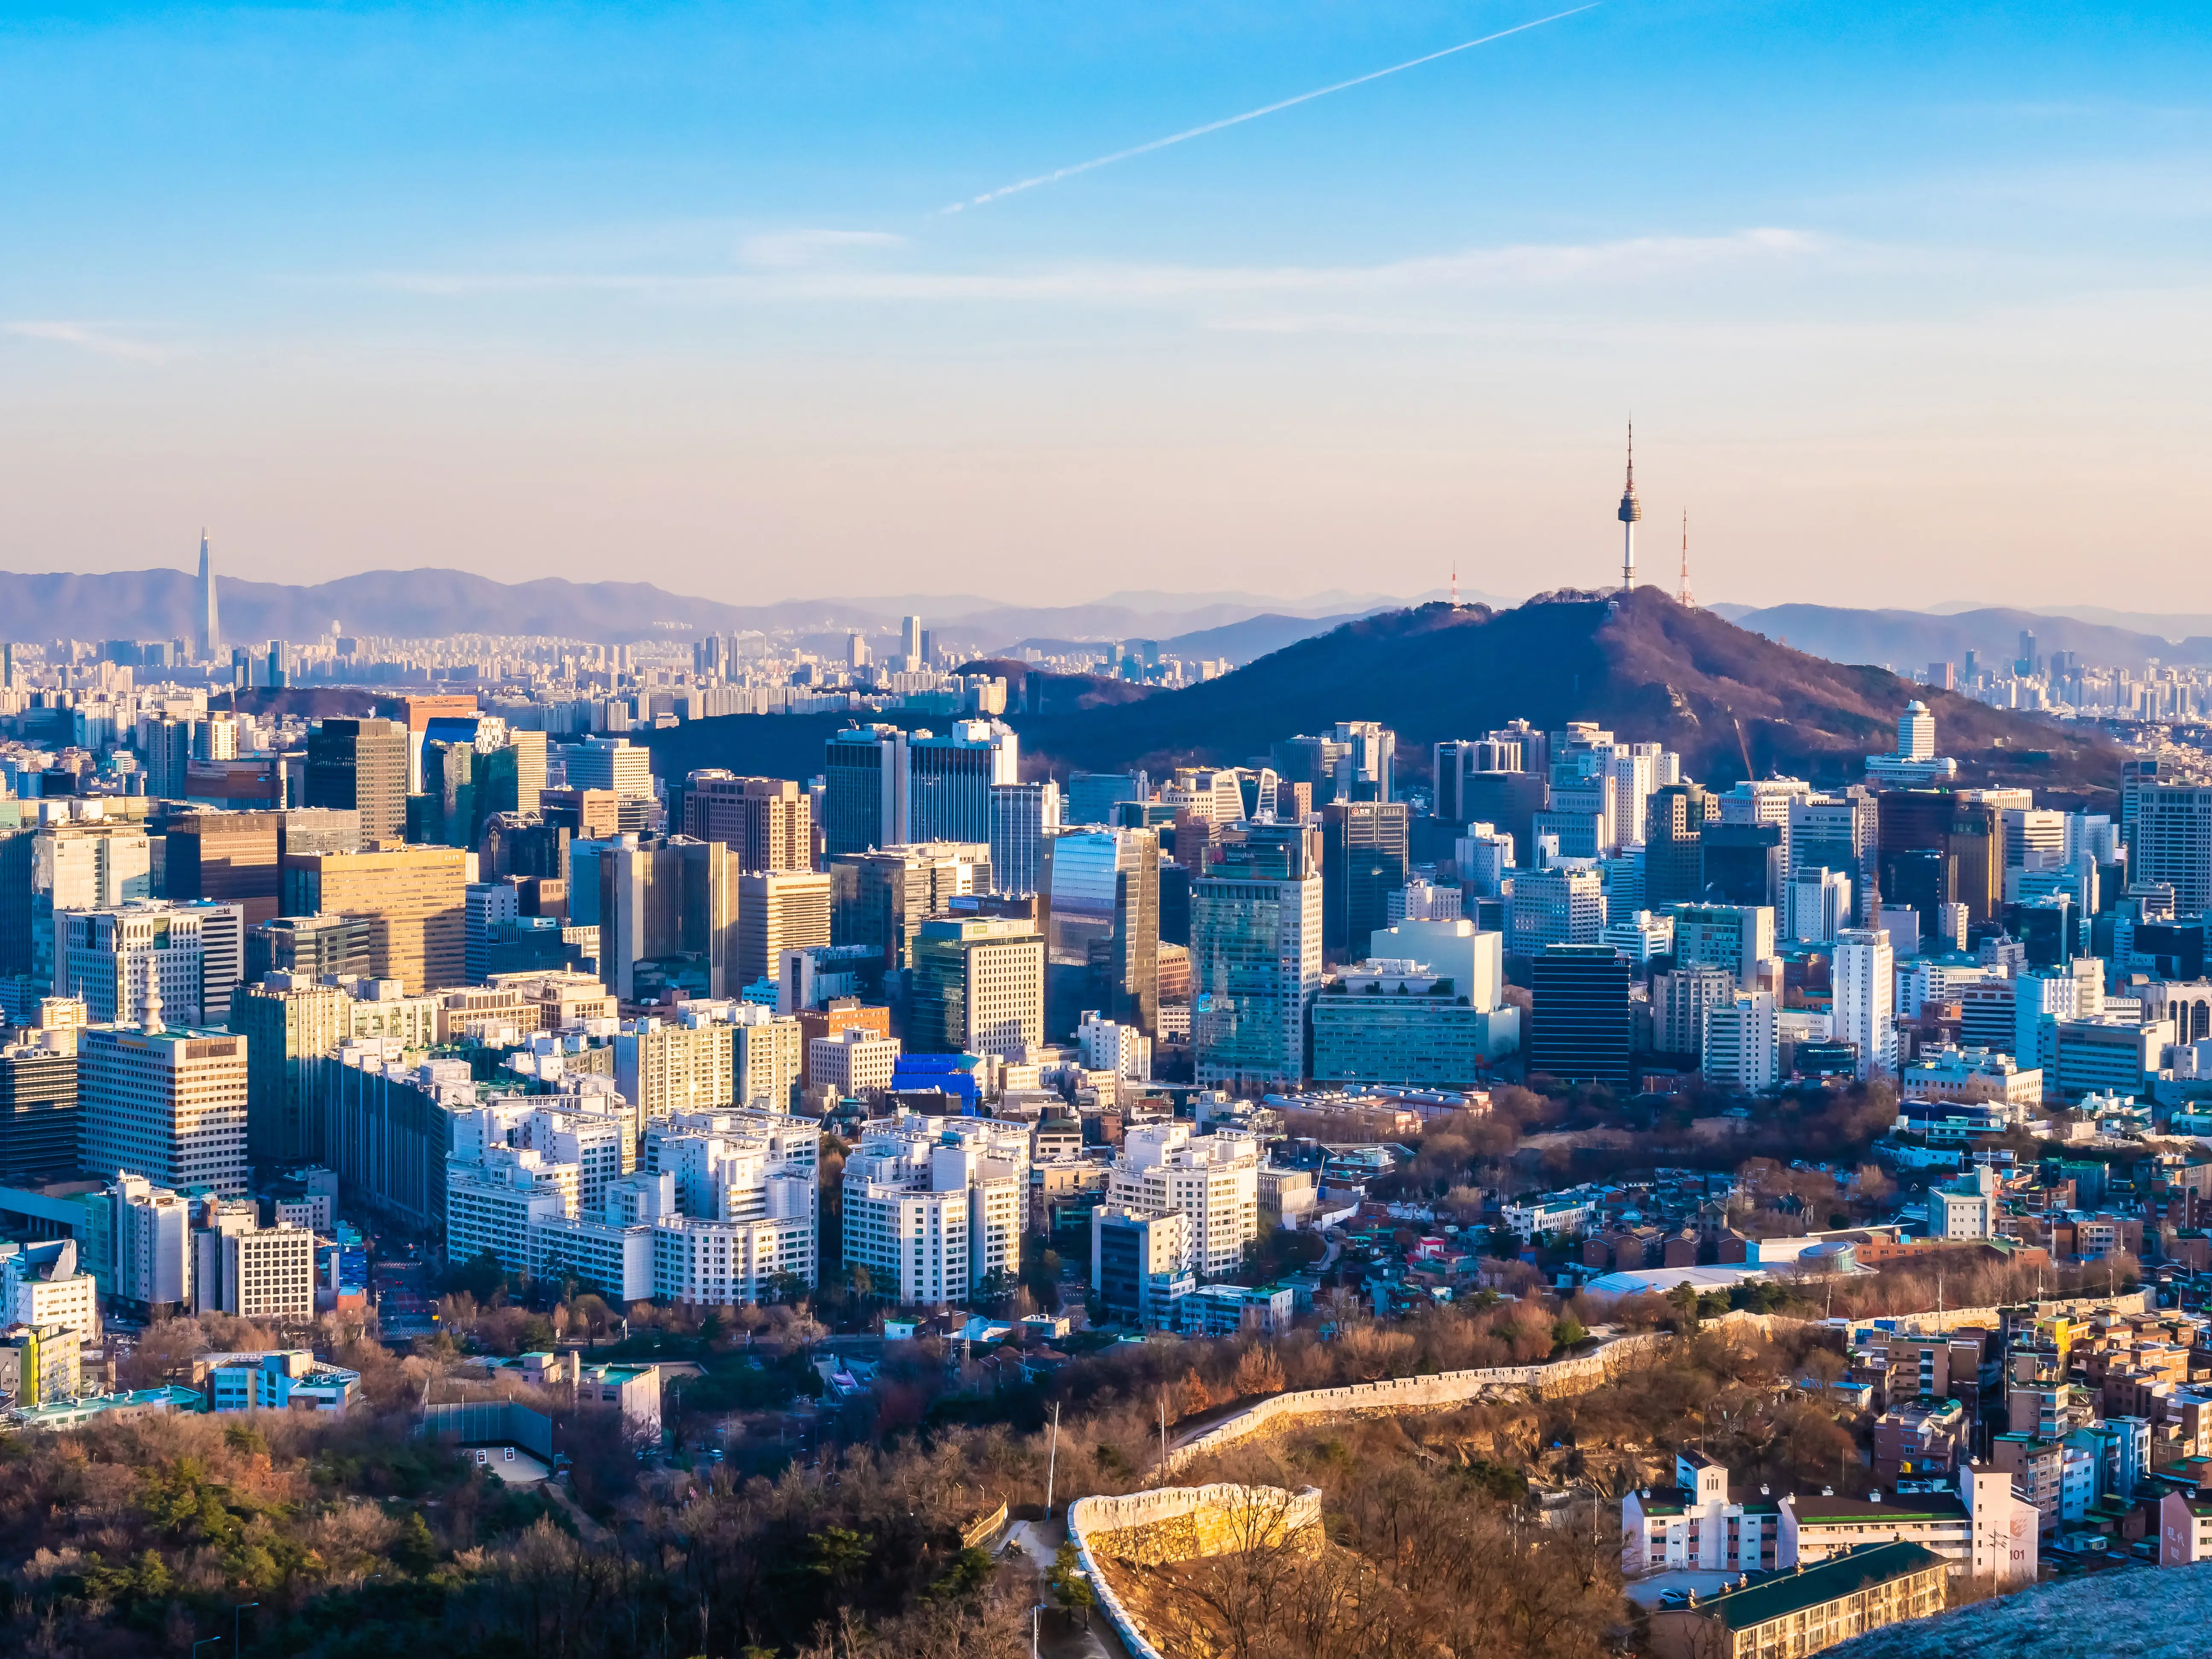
[941,6,1601,214]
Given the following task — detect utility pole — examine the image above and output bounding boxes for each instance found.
[1158,1393,1169,1476]
[1045,1400,1061,1518]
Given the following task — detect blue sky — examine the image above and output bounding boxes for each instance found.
[3,2,2209,608]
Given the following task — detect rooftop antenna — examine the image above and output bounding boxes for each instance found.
[1678,509,1695,608]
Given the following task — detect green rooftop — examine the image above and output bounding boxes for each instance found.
[1677,1542,1947,1631]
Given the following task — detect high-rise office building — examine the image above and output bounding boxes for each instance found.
[1459,770,1549,858]
[191,1203,315,1322]
[1703,992,1779,1094]
[1527,943,1631,1089]
[565,735,654,800]
[988,780,1061,899]
[737,870,832,990]
[1433,739,1484,824]
[682,773,812,872]
[1789,790,1878,930]
[1701,823,1784,908]
[231,975,349,1164]
[1190,834,1322,1093]
[16,818,154,987]
[1064,770,1149,827]
[824,725,909,856]
[306,718,410,844]
[196,530,220,661]
[416,737,479,849]
[281,844,469,992]
[1321,800,1409,959]
[1041,826,1159,1038]
[81,996,249,1198]
[243,913,373,984]
[1671,902,1776,992]
[464,879,521,983]
[1506,865,1608,953]
[146,715,197,801]
[568,834,739,1003]
[163,810,276,927]
[2126,770,2212,917]
[1834,927,1898,1079]
[0,1044,79,1185]
[59,903,204,1026]
[908,917,1045,1057]
[827,842,992,968]
[907,720,1019,844]
[1644,782,1716,911]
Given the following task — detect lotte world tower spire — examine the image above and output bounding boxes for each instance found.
[196,529,220,662]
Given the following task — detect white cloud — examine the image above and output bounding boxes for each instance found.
[736,228,908,268]
[4,320,172,361]
[368,227,1832,306]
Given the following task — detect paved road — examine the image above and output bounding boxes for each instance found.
[1001,1515,1135,1659]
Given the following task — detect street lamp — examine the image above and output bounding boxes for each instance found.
[234,1601,259,1655]
[192,1640,221,1659]
[1031,1601,1047,1659]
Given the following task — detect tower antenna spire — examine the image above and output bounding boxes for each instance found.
[1616,420,1641,593]
[1678,508,1695,608]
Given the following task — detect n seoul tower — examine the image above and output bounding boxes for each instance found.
[1617,422,1641,593]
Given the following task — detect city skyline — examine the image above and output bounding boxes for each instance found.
[3,3,2210,607]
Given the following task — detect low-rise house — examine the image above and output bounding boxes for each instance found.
[205,1349,361,1414]
[577,1360,661,1437]
[1872,1399,1969,1484]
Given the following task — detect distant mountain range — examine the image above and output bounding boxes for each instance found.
[1710,602,2212,674]
[642,589,2129,811]
[0,565,1502,655]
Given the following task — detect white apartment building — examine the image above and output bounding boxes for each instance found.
[731,1002,806,1110]
[1671,903,1777,992]
[446,1147,576,1278]
[614,1009,735,1116]
[1702,992,1779,1094]
[1076,1010,1152,1082]
[60,902,210,1027]
[193,1206,316,1323]
[567,735,655,800]
[641,1109,822,1301]
[80,1003,250,1198]
[1,1239,100,1345]
[1788,867,1854,943]
[1834,927,1898,1079]
[102,1173,196,1314]
[533,1170,671,1303]
[452,1100,631,1217]
[1107,1123,1259,1280]
[651,1209,818,1305]
[810,1027,900,1097]
[1505,865,1606,953]
[841,1111,1027,1306]
[1899,1045,2044,1116]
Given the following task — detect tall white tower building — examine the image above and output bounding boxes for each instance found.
[1617,423,1641,592]
[1834,927,1898,1080]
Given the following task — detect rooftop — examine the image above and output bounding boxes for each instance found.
[1679,1542,1947,1631]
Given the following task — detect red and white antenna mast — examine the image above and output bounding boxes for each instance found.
[1678,509,1695,608]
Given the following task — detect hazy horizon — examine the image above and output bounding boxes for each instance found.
[5,3,2209,608]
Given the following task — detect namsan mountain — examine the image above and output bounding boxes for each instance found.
[644,589,2128,809]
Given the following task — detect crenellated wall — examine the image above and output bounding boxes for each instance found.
[1067,1483,1324,1659]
